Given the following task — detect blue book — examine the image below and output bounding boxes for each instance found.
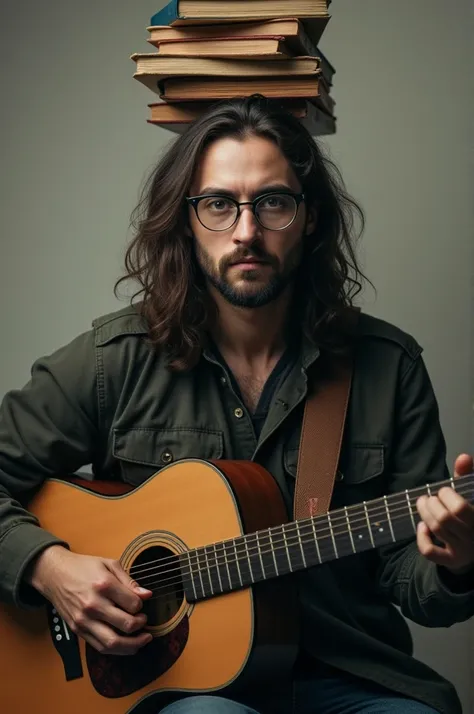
[151,0,181,26]
[150,0,330,27]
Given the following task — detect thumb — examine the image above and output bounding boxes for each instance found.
[454,453,473,477]
[106,559,152,597]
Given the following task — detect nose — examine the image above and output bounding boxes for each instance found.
[232,204,261,245]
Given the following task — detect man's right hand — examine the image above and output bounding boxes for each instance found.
[26,545,153,656]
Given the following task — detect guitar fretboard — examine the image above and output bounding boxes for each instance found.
[180,473,474,602]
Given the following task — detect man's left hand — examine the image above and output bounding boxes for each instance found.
[416,453,474,575]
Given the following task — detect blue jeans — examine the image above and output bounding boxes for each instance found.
[159,675,440,713]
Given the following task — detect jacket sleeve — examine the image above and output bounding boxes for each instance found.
[0,330,99,608]
[376,352,474,627]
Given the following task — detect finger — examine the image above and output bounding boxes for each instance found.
[416,495,472,542]
[81,619,153,656]
[98,604,148,635]
[104,561,152,614]
[437,487,474,530]
[454,453,473,477]
[416,522,458,567]
[107,559,153,597]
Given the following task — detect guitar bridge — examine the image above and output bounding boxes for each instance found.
[46,603,83,681]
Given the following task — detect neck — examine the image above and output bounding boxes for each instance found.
[208,286,293,365]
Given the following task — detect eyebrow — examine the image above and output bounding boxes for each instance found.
[195,183,296,198]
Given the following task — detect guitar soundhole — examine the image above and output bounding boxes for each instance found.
[132,545,184,627]
[86,542,190,699]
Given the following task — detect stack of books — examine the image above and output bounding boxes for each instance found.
[131,0,336,135]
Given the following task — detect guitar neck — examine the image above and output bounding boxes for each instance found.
[181,473,474,602]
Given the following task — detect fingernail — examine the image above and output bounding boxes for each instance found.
[137,587,151,595]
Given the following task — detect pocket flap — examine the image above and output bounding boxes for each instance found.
[342,444,385,484]
[113,427,224,468]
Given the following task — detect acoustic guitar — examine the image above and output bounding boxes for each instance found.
[0,458,472,713]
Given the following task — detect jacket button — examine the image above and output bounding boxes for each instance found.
[161,449,173,464]
[234,407,244,419]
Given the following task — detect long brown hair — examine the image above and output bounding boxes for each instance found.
[115,95,369,370]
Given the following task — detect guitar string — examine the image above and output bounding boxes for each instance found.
[130,482,474,585]
[129,484,474,596]
[145,485,474,602]
[142,484,474,598]
[127,477,474,579]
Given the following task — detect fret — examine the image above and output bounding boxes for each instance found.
[268,529,280,577]
[282,526,293,572]
[383,496,395,543]
[213,545,224,593]
[255,531,266,579]
[245,533,265,582]
[365,501,393,548]
[295,521,307,569]
[188,550,204,600]
[330,509,358,559]
[232,539,244,588]
[220,540,242,593]
[449,477,456,491]
[273,525,295,575]
[310,518,323,564]
[343,504,373,554]
[199,548,212,596]
[289,519,320,568]
[243,535,255,583]
[203,545,218,596]
[258,529,278,579]
[182,551,198,602]
[327,513,339,558]
[307,517,338,563]
[344,507,356,554]
[244,538,255,583]
[385,493,417,542]
[363,502,375,548]
[283,523,306,571]
[200,547,212,596]
[405,490,417,533]
[197,550,207,599]
[234,536,252,586]
[214,542,231,593]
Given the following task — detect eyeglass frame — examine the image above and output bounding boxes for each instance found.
[185,191,306,232]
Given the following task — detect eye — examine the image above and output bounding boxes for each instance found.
[258,194,291,210]
[203,197,233,212]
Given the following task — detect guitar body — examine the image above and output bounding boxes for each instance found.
[0,460,298,714]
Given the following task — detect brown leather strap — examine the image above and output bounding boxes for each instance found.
[294,313,358,520]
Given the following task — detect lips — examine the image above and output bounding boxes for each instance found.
[231,258,267,265]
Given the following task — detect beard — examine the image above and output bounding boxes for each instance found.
[194,239,303,308]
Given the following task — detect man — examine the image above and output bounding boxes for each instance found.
[0,96,473,714]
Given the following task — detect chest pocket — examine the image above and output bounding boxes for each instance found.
[283,443,385,506]
[113,427,224,486]
[332,443,385,506]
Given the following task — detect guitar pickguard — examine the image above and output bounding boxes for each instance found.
[86,614,189,698]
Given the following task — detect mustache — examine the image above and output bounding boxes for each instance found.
[220,247,276,270]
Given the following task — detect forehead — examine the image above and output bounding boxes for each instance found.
[191,135,300,193]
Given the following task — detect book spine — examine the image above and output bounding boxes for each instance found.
[297,27,319,57]
[150,0,179,26]
[298,28,335,84]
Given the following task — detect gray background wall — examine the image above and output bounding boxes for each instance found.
[1,0,473,711]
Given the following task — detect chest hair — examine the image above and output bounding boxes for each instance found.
[235,375,266,413]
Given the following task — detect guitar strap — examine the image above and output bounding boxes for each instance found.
[293,308,359,520]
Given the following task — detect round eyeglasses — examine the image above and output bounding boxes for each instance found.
[186,191,305,232]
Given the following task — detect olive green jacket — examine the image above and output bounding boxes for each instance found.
[0,305,473,713]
